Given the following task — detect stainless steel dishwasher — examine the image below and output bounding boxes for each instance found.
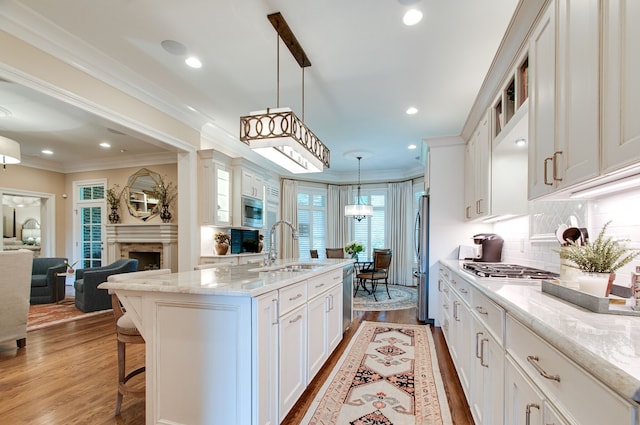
[342,263,354,332]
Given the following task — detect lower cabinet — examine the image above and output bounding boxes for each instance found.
[255,267,343,425]
[470,316,504,425]
[279,304,308,421]
[505,357,569,425]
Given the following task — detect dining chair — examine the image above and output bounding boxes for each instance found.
[325,248,345,259]
[107,268,171,415]
[310,249,319,259]
[356,250,392,301]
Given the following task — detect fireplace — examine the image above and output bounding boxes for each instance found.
[105,224,178,272]
[128,251,161,271]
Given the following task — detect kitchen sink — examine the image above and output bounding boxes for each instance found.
[250,262,324,273]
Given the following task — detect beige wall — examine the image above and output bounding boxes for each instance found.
[0,164,66,255]
[1,164,178,259]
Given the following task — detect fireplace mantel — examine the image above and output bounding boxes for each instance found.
[106,224,178,271]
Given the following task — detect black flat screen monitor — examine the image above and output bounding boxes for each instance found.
[230,229,260,254]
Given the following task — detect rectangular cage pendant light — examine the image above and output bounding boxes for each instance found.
[239,12,330,174]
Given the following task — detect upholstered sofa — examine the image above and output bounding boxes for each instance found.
[0,250,33,348]
[30,257,67,304]
[74,259,138,312]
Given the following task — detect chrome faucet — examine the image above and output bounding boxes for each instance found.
[266,220,299,266]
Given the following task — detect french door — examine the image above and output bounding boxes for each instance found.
[73,180,107,269]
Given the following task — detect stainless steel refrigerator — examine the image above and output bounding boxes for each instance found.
[414,194,431,323]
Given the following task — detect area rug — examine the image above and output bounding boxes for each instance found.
[354,285,417,311]
[27,300,111,331]
[301,321,452,425]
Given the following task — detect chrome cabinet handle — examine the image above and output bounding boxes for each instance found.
[475,332,483,359]
[443,287,449,294]
[289,314,302,324]
[460,288,468,294]
[475,306,488,316]
[543,157,553,185]
[289,293,303,301]
[442,303,449,310]
[525,403,540,425]
[272,298,279,325]
[438,279,442,292]
[480,338,489,367]
[477,198,484,214]
[453,301,459,321]
[527,355,561,382]
[315,283,326,288]
[466,205,471,219]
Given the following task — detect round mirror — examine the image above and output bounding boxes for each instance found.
[125,168,161,221]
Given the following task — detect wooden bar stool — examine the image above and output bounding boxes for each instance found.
[107,269,171,415]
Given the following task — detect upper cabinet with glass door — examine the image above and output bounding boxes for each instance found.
[198,150,231,226]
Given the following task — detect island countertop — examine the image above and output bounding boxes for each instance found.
[440,259,640,405]
[98,258,352,298]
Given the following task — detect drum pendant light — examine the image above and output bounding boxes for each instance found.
[344,156,373,221]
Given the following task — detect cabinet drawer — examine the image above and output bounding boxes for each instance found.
[506,315,635,425]
[307,269,341,299]
[439,265,451,282]
[449,273,471,305]
[279,281,307,316]
[470,287,504,346]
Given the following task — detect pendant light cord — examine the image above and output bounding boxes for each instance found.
[276,32,280,108]
[356,156,362,205]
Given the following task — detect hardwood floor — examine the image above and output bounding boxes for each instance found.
[0,308,472,424]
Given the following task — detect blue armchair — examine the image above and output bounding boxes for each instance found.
[74,259,138,312]
[30,257,68,304]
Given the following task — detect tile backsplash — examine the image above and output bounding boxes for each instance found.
[494,187,640,285]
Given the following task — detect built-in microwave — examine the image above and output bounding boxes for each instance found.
[241,196,264,228]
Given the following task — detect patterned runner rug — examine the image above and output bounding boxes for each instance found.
[301,321,452,425]
[27,300,111,331]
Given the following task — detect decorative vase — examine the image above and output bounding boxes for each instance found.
[215,242,229,255]
[67,267,75,275]
[350,252,358,261]
[160,204,172,223]
[108,207,120,224]
[577,272,615,297]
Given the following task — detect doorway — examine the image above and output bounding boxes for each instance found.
[0,189,55,257]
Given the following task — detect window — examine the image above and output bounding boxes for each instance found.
[351,188,386,258]
[297,187,326,259]
[74,180,107,269]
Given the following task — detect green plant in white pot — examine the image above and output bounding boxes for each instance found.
[559,221,640,297]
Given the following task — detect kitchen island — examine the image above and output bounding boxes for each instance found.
[440,259,640,425]
[99,258,351,425]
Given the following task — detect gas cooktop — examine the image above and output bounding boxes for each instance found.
[462,262,559,280]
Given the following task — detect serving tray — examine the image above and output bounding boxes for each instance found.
[541,280,640,316]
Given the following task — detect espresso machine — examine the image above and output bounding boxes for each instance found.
[472,233,504,262]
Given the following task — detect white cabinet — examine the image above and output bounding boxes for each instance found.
[506,314,636,425]
[437,266,451,342]
[199,151,231,226]
[469,287,505,425]
[528,0,602,199]
[448,288,472,398]
[307,271,343,381]
[528,2,558,199]
[464,112,491,220]
[254,293,279,425]
[279,303,307,421]
[506,357,572,425]
[240,168,264,200]
[602,0,640,173]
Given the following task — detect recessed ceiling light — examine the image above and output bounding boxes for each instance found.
[408,144,417,150]
[161,39,188,56]
[515,138,527,147]
[406,107,418,115]
[41,149,53,155]
[403,9,423,26]
[185,56,202,69]
[100,142,111,148]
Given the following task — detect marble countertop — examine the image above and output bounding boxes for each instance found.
[98,258,352,298]
[441,259,640,404]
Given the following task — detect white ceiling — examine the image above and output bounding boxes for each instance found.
[0,0,519,181]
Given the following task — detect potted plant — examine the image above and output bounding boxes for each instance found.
[559,221,640,296]
[214,232,231,255]
[344,241,364,259]
[153,175,177,223]
[106,184,122,223]
[64,259,79,274]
